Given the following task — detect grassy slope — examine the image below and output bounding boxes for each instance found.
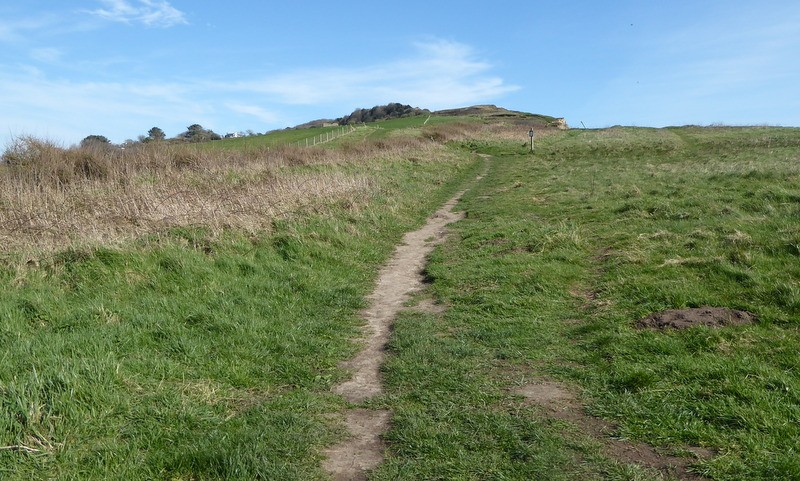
[376,127,800,480]
[3,123,799,480]
[0,148,482,480]
[208,115,465,150]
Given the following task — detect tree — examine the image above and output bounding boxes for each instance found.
[147,127,166,142]
[337,103,428,125]
[80,135,111,148]
[178,124,221,143]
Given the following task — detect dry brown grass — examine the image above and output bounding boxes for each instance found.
[0,121,553,256]
[409,119,562,144]
[421,119,564,144]
[0,132,453,256]
[476,122,564,142]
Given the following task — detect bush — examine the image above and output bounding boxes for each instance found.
[1,135,61,167]
[1,136,114,185]
[66,149,109,181]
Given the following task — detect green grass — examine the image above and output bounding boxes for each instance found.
[376,126,800,480]
[3,123,799,480]
[207,115,467,150]
[0,152,482,480]
[211,125,348,149]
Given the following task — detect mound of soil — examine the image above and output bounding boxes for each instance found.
[636,307,757,330]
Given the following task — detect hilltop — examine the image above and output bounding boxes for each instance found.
[435,104,568,128]
[292,103,566,130]
[292,103,429,129]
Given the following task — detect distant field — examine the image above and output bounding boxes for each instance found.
[209,115,469,150]
[1,121,798,480]
[211,124,347,149]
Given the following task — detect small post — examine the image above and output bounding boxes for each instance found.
[528,128,535,152]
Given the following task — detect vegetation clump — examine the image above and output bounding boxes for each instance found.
[337,103,430,125]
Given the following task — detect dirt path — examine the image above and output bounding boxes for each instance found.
[322,190,467,481]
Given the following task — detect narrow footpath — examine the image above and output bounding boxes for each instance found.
[322,189,469,480]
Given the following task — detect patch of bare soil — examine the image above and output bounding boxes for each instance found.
[411,298,449,315]
[321,409,391,481]
[322,191,466,480]
[569,286,598,311]
[513,381,713,480]
[636,307,757,330]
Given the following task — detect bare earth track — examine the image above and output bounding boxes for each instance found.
[322,191,467,480]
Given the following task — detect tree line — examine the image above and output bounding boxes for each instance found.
[336,103,429,125]
[79,103,430,148]
[80,124,233,148]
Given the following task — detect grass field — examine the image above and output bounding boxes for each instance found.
[2,121,799,480]
[375,126,800,480]
[208,115,468,151]
[0,123,481,479]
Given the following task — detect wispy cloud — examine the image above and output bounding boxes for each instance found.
[588,8,800,127]
[89,0,187,28]
[1,38,516,143]
[0,14,62,44]
[225,104,280,124]
[30,47,63,64]
[0,24,15,43]
[223,39,518,109]
[656,13,800,89]
[0,71,200,143]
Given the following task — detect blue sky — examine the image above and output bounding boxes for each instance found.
[2,1,799,144]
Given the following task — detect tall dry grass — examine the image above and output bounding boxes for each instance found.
[0,120,548,255]
[0,127,474,256]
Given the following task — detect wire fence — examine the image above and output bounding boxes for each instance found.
[290,125,359,148]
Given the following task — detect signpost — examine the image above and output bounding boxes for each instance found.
[528,128,534,152]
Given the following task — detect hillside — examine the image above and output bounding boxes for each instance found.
[290,103,564,130]
[3,119,797,480]
[435,104,568,128]
[337,103,430,125]
[290,103,429,130]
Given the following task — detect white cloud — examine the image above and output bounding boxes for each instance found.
[0,38,517,143]
[89,0,187,28]
[222,39,519,109]
[0,71,201,143]
[226,104,280,124]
